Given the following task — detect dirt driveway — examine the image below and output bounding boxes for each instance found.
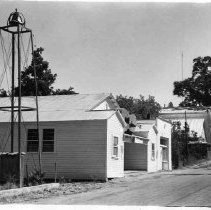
[29,167,211,206]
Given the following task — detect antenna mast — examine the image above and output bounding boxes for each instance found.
[181,51,184,80]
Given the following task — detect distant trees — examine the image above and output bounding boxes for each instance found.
[52,87,78,95]
[167,102,174,108]
[171,121,207,169]
[0,47,78,97]
[0,89,7,97]
[172,121,189,168]
[173,56,211,107]
[116,94,161,120]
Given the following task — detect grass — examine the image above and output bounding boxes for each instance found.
[0,182,18,191]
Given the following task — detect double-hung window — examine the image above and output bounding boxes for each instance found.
[113,136,119,158]
[42,129,54,152]
[27,129,38,152]
[152,143,155,160]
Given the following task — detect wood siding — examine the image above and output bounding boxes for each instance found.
[107,114,124,178]
[124,143,147,170]
[93,101,110,110]
[156,119,172,171]
[0,120,107,180]
[147,128,157,172]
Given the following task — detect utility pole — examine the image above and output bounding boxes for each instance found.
[17,23,22,187]
[11,33,15,153]
[184,111,189,162]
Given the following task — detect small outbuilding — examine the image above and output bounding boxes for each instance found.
[124,117,172,172]
[0,93,126,181]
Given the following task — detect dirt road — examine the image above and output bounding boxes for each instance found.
[31,167,211,206]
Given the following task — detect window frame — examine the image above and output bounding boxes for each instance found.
[42,128,55,153]
[151,143,155,160]
[112,136,119,159]
[27,129,39,152]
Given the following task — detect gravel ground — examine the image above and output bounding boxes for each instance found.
[0,171,150,204]
[0,181,112,204]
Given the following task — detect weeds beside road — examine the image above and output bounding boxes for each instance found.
[0,181,108,204]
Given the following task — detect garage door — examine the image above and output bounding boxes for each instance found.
[124,143,147,170]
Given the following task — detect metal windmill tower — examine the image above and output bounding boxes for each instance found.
[0,9,40,187]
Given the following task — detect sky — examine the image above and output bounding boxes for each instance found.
[1,2,211,106]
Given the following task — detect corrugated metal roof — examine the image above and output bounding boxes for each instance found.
[0,93,116,122]
[159,109,206,139]
[172,118,205,139]
[0,110,116,122]
[0,93,110,111]
[160,108,206,118]
[160,107,208,114]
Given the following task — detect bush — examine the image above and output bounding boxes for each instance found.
[0,174,18,190]
[26,168,45,186]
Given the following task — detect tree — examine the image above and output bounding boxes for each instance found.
[116,94,161,120]
[171,121,207,169]
[11,47,77,96]
[172,121,189,168]
[116,95,136,114]
[52,86,78,95]
[0,89,7,97]
[14,47,56,96]
[134,95,161,120]
[173,56,211,107]
[167,102,174,108]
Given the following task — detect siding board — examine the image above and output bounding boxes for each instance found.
[107,114,124,178]
[0,120,107,180]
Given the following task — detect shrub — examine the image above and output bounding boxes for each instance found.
[27,168,45,186]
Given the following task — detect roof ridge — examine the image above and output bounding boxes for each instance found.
[0,93,110,99]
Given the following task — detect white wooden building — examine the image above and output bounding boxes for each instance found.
[0,93,126,181]
[124,117,172,172]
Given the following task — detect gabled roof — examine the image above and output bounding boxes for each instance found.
[131,120,155,139]
[0,93,121,123]
[157,116,172,125]
[0,93,110,111]
[90,93,119,110]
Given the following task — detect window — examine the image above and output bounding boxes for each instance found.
[160,137,168,146]
[106,103,109,110]
[27,129,38,152]
[42,129,54,152]
[162,148,168,161]
[152,143,155,160]
[113,136,119,158]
